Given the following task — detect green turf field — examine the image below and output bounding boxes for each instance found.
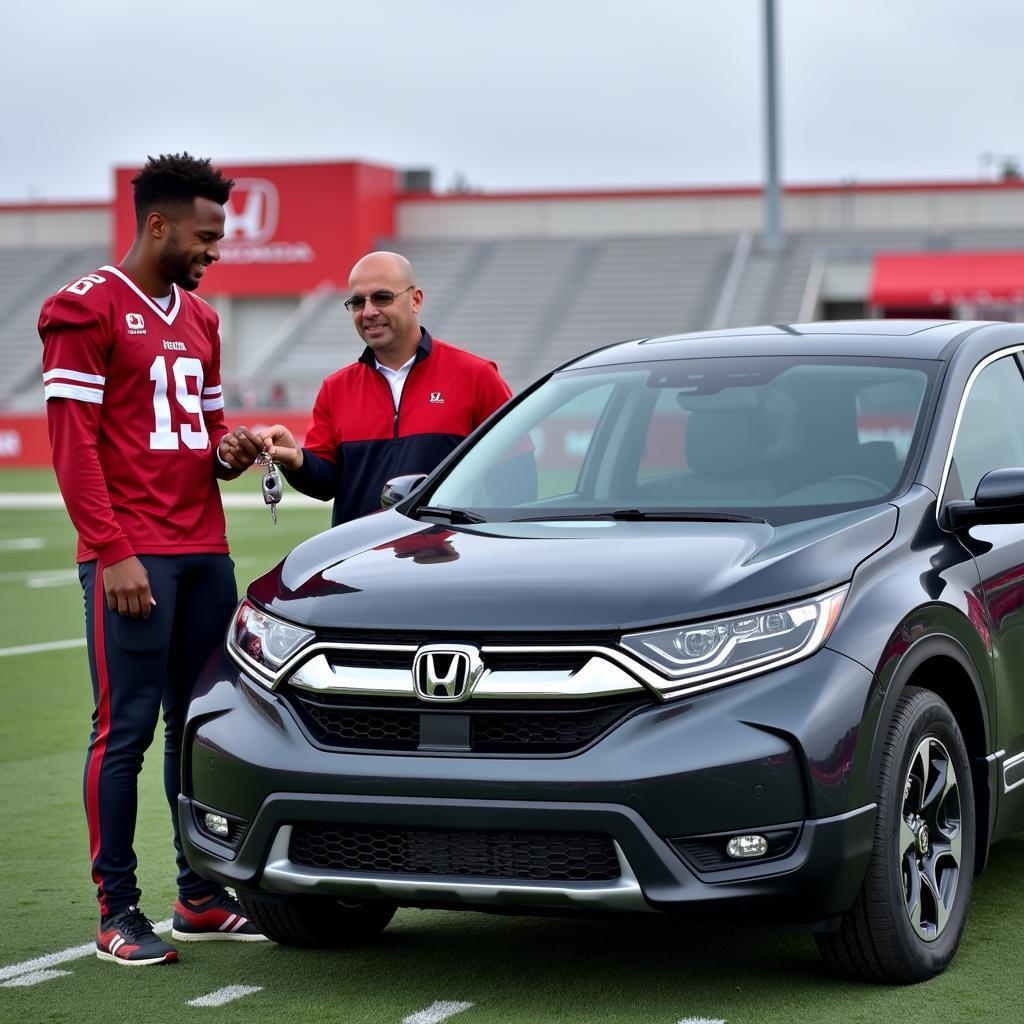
[1,468,1023,1023]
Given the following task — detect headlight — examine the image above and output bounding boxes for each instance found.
[620,587,847,694]
[228,598,314,684]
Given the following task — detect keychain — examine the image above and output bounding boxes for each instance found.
[257,452,282,525]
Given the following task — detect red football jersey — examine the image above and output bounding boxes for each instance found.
[39,265,231,565]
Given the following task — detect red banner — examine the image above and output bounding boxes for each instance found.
[0,415,50,467]
[114,161,397,296]
[0,413,313,468]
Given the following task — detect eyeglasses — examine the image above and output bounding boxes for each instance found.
[343,285,415,313]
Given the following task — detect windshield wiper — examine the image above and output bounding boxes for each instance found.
[413,504,487,524]
[512,509,767,524]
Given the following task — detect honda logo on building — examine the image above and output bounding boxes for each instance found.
[412,644,483,702]
[224,178,280,244]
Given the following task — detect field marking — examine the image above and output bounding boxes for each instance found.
[0,492,322,509]
[0,537,45,551]
[27,576,78,589]
[187,985,263,1007]
[1,969,72,987]
[0,638,86,658]
[0,918,172,981]
[0,568,77,584]
[0,569,77,585]
[0,495,65,509]
[677,1018,726,1023]
[403,1001,474,1024]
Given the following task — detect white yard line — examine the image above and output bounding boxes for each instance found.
[0,638,86,658]
[187,985,263,1008]
[1,969,72,988]
[0,537,45,550]
[677,1018,726,1023]
[403,1001,474,1024]
[0,919,172,981]
[27,577,78,589]
[0,495,64,509]
[0,569,77,584]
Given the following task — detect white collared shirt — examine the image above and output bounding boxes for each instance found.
[375,355,416,408]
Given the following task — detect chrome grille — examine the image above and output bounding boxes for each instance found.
[278,640,653,754]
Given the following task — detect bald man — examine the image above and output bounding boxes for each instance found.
[260,252,512,525]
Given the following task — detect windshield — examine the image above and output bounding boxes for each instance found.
[425,356,935,525]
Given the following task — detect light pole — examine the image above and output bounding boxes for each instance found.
[763,0,783,250]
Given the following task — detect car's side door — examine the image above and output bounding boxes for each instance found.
[945,352,1024,838]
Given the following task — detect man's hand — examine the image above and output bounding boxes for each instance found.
[103,556,156,619]
[258,425,304,471]
[218,426,263,474]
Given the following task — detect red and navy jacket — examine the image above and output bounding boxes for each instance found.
[285,331,512,525]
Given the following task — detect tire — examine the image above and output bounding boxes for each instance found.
[816,686,976,983]
[237,891,396,948]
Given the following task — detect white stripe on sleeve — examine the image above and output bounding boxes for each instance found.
[44,383,104,404]
[43,368,106,385]
[202,398,225,411]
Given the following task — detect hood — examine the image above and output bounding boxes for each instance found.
[254,506,898,633]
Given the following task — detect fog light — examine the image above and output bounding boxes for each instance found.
[203,812,230,837]
[726,834,768,859]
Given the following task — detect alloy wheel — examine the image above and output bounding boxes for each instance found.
[899,736,962,941]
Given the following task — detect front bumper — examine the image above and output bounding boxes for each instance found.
[181,645,878,927]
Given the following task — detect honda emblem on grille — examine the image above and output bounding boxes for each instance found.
[412,644,483,702]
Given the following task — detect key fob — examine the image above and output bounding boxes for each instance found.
[262,469,283,505]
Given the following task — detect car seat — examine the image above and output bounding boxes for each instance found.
[656,406,774,502]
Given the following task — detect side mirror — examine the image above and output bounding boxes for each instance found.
[381,473,428,509]
[945,468,1024,529]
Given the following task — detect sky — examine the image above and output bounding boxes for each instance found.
[3,0,1022,202]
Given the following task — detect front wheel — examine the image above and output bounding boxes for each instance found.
[816,686,976,983]
[237,891,396,948]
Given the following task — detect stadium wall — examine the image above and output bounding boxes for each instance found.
[0,203,109,249]
[5,179,1024,252]
[396,181,1024,239]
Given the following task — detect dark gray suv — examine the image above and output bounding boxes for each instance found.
[182,320,1024,983]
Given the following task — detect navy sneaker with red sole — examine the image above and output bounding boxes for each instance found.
[96,906,178,966]
[171,893,267,941]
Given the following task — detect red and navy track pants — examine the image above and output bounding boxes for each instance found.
[79,553,237,917]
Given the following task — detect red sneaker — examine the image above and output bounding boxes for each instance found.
[97,906,178,966]
[171,893,267,942]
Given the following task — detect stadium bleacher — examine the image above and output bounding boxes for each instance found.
[3,229,1024,411]
[0,246,108,409]
[239,227,1024,407]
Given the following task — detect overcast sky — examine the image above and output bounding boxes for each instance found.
[3,0,1022,202]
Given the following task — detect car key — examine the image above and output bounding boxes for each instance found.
[260,457,282,525]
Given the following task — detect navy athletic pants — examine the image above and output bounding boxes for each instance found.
[79,553,237,917]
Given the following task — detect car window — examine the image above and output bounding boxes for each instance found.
[951,355,1024,499]
[463,379,619,506]
[636,387,688,482]
[856,378,922,459]
[529,382,618,499]
[429,357,934,525]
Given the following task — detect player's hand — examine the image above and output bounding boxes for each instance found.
[258,424,303,471]
[102,556,156,619]
[218,426,262,471]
